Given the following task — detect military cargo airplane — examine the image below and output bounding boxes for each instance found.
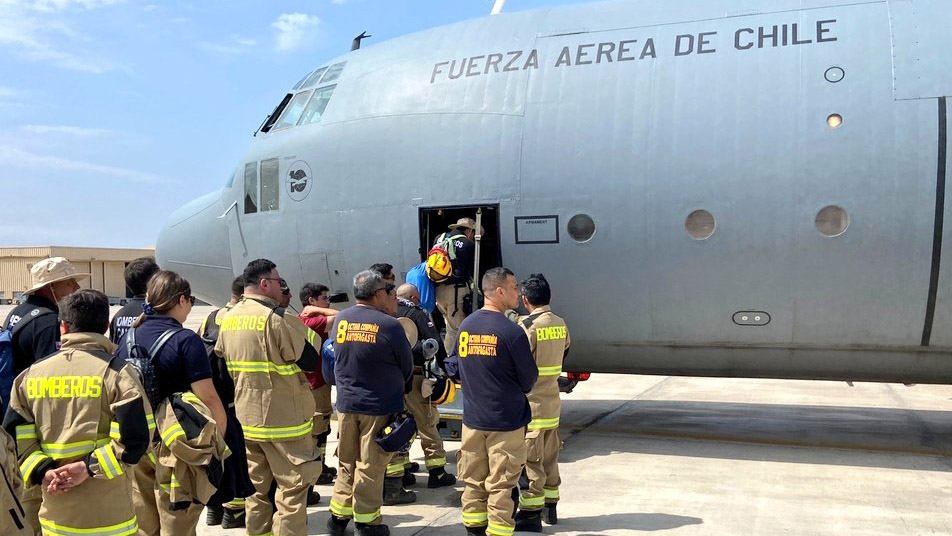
[157,0,952,384]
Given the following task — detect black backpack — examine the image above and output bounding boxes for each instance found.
[125,327,183,410]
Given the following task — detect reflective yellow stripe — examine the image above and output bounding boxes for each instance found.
[537,365,562,377]
[329,499,353,516]
[158,474,182,494]
[247,532,272,536]
[519,494,544,507]
[147,452,157,464]
[226,360,302,376]
[242,421,312,441]
[19,451,50,485]
[306,329,318,345]
[424,457,447,468]
[161,423,185,446]
[15,424,38,441]
[528,417,560,430]
[146,413,156,433]
[39,515,137,536]
[487,522,515,536]
[40,438,110,460]
[462,511,488,525]
[386,463,405,476]
[93,445,123,480]
[544,487,559,500]
[353,509,381,524]
[224,499,245,509]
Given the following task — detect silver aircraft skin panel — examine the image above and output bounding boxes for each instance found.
[157,0,952,383]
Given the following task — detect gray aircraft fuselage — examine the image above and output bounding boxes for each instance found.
[157,0,952,383]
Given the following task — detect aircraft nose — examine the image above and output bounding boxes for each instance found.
[155,190,233,305]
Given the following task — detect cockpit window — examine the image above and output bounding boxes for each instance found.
[298,85,336,126]
[259,93,293,134]
[243,162,258,214]
[320,62,346,84]
[272,90,313,130]
[260,158,280,212]
[301,67,328,89]
[292,71,312,90]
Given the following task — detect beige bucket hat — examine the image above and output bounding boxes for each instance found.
[448,217,485,235]
[23,257,90,295]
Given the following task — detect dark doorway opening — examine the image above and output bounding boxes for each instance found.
[418,204,502,331]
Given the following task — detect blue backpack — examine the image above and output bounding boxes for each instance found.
[406,262,436,314]
[321,339,336,386]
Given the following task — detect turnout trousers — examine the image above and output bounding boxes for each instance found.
[458,424,527,536]
[312,384,333,460]
[404,376,447,470]
[245,437,320,536]
[20,483,40,536]
[329,413,391,525]
[520,428,560,511]
[131,454,203,536]
[435,284,466,351]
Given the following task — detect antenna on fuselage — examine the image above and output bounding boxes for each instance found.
[351,31,371,51]
[490,0,507,15]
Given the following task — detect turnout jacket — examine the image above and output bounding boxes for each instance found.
[397,298,446,369]
[214,295,316,443]
[3,332,152,536]
[517,307,571,431]
[0,427,29,535]
[154,392,230,508]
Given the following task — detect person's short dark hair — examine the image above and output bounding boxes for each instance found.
[521,273,551,306]
[354,270,385,300]
[369,263,394,279]
[231,276,244,299]
[59,289,110,334]
[243,259,277,287]
[124,257,159,297]
[481,267,514,294]
[300,282,330,307]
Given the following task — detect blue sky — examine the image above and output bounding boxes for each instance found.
[0,0,582,248]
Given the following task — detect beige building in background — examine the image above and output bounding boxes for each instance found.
[0,246,155,303]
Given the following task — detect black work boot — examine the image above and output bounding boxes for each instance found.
[327,515,350,536]
[514,509,543,532]
[222,507,246,529]
[205,504,223,526]
[317,463,338,485]
[355,522,390,536]
[464,525,487,535]
[427,468,457,488]
[307,487,322,506]
[382,477,417,505]
[406,461,420,472]
[543,502,558,525]
[402,467,416,487]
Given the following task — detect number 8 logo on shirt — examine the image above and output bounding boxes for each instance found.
[458,331,468,358]
[336,320,348,344]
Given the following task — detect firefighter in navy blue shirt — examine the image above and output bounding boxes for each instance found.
[109,256,159,344]
[445,267,538,536]
[327,270,413,536]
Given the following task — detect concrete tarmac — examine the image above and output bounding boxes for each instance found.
[3,305,949,534]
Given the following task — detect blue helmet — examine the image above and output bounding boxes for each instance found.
[321,339,336,386]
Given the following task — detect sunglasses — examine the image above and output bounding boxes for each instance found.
[180,293,195,305]
[375,283,396,294]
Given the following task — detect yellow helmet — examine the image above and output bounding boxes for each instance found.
[429,377,457,405]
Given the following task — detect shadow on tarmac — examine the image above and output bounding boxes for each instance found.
[555,512,703,533]
[558,399,952,469]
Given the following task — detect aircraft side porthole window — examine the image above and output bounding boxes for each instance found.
[298,85,336,126]
[827,114,843,128]
[816,205,849,237]
[273,90,313,130]
[243,162,258,214]
[567,214,596,243]
[824,66,845,83]
[685,210,716,240]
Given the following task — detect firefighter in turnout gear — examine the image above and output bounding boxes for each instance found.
[327,270,413,536]
[432,218,479,351]
[3,289,152,536]
[512,274,570,531]
[394,283,456,488]
[446,268,538,536]
[214,259,321,536]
